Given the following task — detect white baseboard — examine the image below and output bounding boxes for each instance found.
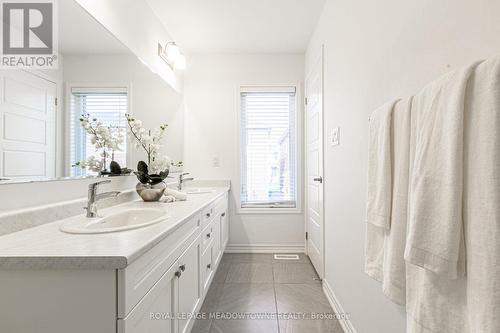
[322,278,357,333]
[225,244,305,253]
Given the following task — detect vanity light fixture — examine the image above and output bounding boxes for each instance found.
[158,41,186,70]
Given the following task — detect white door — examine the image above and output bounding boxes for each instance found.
[0,70,57,180]
[305,46,324,278]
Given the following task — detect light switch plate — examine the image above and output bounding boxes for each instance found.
[331,127,340,146]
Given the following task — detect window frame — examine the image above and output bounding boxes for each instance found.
[65,83,132,177]
[236,84,302,215]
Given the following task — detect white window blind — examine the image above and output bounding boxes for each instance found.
[240,87,297,208]
[70,88,128,176]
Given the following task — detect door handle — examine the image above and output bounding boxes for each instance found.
[175,270,182,278]
[313,176,323,183]
[179,264,186,272]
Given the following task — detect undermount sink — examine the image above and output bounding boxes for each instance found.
[184,188,216,194]
[60,208,169,234]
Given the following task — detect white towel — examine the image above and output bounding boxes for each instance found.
[406,57,500,333]
[365,99,399,282]
[365,97,412,305]
[405,60,480,279]
[461,56,500,332]
[164,188,187,201]
[366,99,400,230]
[161,195,177,203]
[381,96,412,305]
[406,92,468,332]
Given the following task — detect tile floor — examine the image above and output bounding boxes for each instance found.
[192,253,345,333]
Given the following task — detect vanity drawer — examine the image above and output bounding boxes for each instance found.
[117,213,201,318]
[201,245,213,293]
[201,223,214,253]
[201,204,214,229]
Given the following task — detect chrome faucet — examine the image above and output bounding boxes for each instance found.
[177,172,194,191]
[85,180,121,218]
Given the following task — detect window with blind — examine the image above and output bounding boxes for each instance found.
[70,88,128,177]
[240,86,297,209]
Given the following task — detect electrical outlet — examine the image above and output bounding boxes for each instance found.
[212,156,220,167]
[331,127,340,146]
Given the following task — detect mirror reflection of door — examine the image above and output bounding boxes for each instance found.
[0,70,57,180]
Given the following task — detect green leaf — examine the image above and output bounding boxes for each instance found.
[110,161,122,175]
[137,161,149,174]
[134,171,149,184]
[121,168,132,175]
[159,170,169,180]
[148,175,163,185]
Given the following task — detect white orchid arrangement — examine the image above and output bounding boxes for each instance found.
[73,113,125,173]
[126,114,168,166]
[74,155,103,173]
[150,155,172,174]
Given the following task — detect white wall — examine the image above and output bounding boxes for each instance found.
[183,54,305,251]
[74,0,183,92]
[0,176,136,214]
[306,0,500,332]
[63,54,184,172]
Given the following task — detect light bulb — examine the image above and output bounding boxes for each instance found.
[174,54,186,70]
[166,42,180,63]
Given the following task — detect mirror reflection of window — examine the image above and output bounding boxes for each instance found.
[70,88,128,177]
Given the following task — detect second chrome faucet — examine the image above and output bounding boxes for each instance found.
[177,172,194,191]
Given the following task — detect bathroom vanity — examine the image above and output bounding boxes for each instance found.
[0,187,229,333]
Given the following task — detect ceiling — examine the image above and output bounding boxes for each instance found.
[146,0,326,54]
[59,0,129,55]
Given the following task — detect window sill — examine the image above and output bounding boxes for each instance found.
[237,207,302,215]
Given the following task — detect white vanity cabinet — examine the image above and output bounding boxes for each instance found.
[118,260,178,333]
[200,192,228,294]
[118,194,228,333]
[212,216,222,266]
[215,192,229,263]
[177,237,202,333]
[221,210,229,249]
[118,236,202,333]
[0,190,229,333]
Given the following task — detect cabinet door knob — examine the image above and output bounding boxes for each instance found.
[221,212,226,217]
[206,213,211,218]
[207,264,211,269]
[175,270,182,278]
[179,264,186,272]
[206,233,211,238]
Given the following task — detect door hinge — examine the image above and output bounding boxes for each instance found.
[305,97,308,105]
[305,232,308,240]
[55,98,58,106]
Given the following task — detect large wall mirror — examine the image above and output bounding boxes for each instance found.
[0,0,183,183]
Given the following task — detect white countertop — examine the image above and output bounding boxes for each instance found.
[0,187,229,270]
